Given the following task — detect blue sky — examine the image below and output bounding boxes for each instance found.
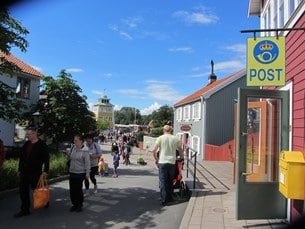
[10,0,259,115]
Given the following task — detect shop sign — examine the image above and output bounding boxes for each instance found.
[247,37,285,86]
[180,125,191,131]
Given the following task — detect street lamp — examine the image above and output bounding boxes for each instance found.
[32,111,43,129]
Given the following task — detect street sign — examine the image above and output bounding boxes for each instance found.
[247,37,285,86]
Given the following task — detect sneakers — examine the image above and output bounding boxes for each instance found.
[93,185,98,194]
[14,210,30,218]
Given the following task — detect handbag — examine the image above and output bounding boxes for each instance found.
[33,175,50,209]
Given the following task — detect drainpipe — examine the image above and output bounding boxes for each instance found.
[200,95,206,160]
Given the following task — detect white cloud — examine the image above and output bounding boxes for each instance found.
[145,80,184,103]
[114,80,184,107]
[213,60,245,72]
[31,65,43,72]
[88,102,94,111]
[66,68,84,73]
[92,90,105,95]
[225,44,246,54]
[103,73,112,78]
[140,102,161,115]
[114,104,122,111]
[120,31,133,40]
[109,23,133,40]
[192,66,200,72]
[173,7,218,25]
[116,89,143,95]
[168,47,193,53]
[109,24,118,32]
[189,73,208,78]
[123,17,142,28]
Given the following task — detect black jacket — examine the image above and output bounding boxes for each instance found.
[18,139,49,174]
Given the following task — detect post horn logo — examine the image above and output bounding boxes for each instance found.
[253,40,279,64]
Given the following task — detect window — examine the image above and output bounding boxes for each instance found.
[192,102,201,120]
[289,0,296,17]
[262,5,271,36]
[272,0,278,29]
[176,107,182,121]
[183,105,191,121]
[279,0,284,28]
[16,77,30,99]
[191,135,200,153]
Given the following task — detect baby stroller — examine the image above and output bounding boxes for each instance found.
[172,157,189,199]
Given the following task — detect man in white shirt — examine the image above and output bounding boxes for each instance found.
[152,125,183,206]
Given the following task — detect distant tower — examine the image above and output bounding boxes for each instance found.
[208,60,217,84]
[93,95,115,131]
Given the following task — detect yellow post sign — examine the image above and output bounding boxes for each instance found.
[247,37,285,86]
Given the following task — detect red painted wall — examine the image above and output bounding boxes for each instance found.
[285,11,305,220]
[204,140,235,162]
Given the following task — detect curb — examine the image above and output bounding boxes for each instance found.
[179,190,196,229]
[0,175,69,199]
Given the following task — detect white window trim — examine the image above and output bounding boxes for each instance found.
[183,105,191,121]
[191,135,200,154]
[192,102,201,121]
[176,107,182,122]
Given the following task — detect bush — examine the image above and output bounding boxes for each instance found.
[0,159,19,191]
[0,152,69,191]
[48,153,69,178]
[150,127,163,137]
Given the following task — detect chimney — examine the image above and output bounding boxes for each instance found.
[208,60,217,84]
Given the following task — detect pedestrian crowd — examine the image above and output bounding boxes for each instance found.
[9,124,183,218]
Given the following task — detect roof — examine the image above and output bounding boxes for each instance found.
[174,69,246,107]
[248,0,261,16]
[0,51,44,78]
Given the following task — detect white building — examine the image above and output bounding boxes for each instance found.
[0,52,44,146]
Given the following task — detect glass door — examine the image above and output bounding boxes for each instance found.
[236,88,289,219]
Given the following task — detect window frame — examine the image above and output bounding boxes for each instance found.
[191,135,200,153]
[192,102,201,120]
[16,77,31,99]
[183,105,191,121]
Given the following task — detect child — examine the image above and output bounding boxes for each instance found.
[98,156,104,176]
[112,151,120,178]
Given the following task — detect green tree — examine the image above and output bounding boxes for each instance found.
[0,10,29,123]
[114,107,141,124]
[150,105,174,127]
[33,70,96,145]
[97,118,111,132]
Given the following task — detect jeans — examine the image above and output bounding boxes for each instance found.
[158,163,176,204]
[84,166,98,189]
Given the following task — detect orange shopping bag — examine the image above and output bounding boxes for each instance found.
[33,175,49,209]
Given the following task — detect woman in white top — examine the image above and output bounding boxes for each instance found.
[84,135,102,195]
[67,134,90,212]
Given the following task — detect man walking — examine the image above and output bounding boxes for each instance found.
[14,127,49,217]
[152,125,183,206]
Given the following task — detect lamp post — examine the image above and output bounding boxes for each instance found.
[32,111,43,129]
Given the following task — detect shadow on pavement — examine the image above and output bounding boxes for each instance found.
[0,185,165,229]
